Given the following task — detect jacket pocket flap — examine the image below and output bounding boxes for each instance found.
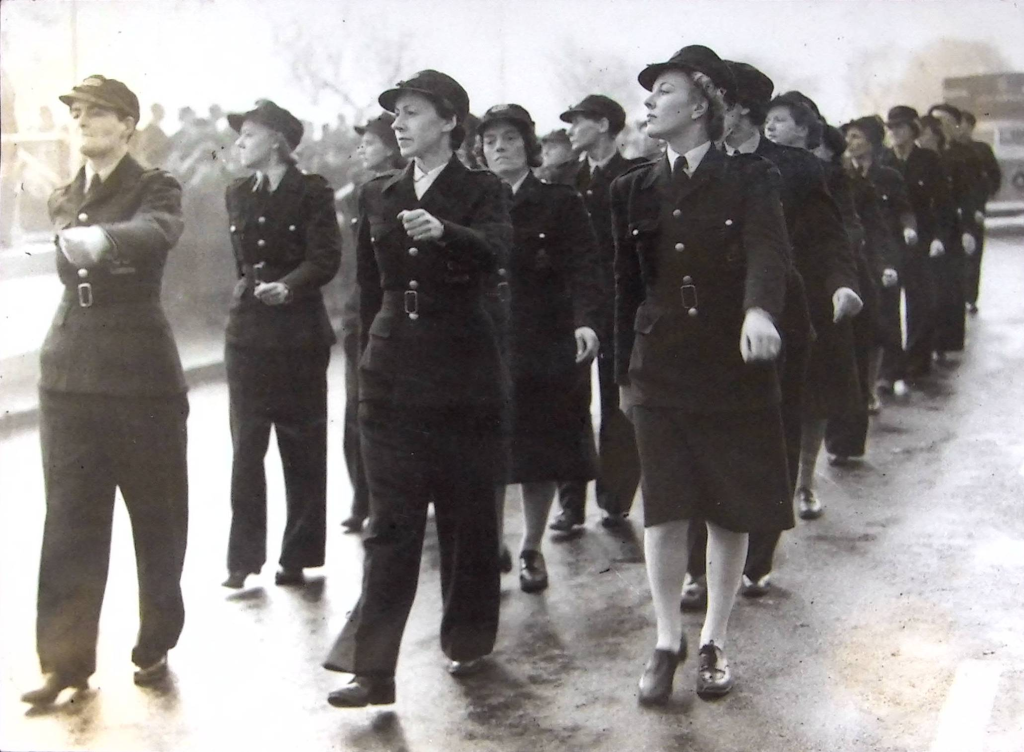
[628,218,660,238]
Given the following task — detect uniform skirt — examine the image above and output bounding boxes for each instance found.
[631,405,793,532]
[933,248,966,352]
[507,366,597,484]
[801,316,863,419]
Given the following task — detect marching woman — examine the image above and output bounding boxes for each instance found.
[763,94,862,520]
[324,70,513,707]
[881,107,957,383]
[222,101,341,589]
[615,45,791,703]
[476,103,603,593]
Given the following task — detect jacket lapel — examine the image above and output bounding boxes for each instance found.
[80,154,144,212]
[674,146,721,203]
[418,155,466,218]
[381,161,417,214]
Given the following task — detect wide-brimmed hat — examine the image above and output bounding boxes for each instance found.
[559,95,627,134]
[227,100,304,150]
[378,70,470,124]
[638,45,734,94]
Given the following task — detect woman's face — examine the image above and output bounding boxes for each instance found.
[235,119,280,170]
[481,122,528,180]
[644,70,706,141]
[764,106,808,148]
[357,132,394,172]
[918,126,942,152]
[69,101,134,159]
[391,92,455,159]
[887,122,916,149]
[844,127,872,159]
[541,140,572,167]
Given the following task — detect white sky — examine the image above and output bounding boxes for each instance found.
[2,0,1023,134]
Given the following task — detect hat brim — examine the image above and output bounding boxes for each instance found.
[228,110,300,149]
[559,106,609,124]
[379,86,458,121]
[479,112,534,133]
[638,62,698,92]
[59,90,135,120]
[885,117,916,127]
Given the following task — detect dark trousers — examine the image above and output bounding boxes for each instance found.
[825,273,877,458]
[37,390,189,678]
[688,337,808,581]
[324,401,501,676]
[878,283,906,382]
[226,345,329,574]
[558,347,641,517]
[342,331,369,520]
[903,253,938,376]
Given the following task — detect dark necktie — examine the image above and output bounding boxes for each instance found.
[673,155,690,188]
[85,173,102,199]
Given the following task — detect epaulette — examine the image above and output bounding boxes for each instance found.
[618,159,658,179]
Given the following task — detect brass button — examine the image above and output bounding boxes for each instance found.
[538,233,546,239]
[78,268,89,279]
[881,195,888,201]
[258,216,266,225]
[672,209,682,218]
[675,243,685,252]
[688,307,699,318]
[683,275,693,284]
[632,229,640,236]
[257,239,266,248]
[724,219,733,226]
[408,247,419,256]
[350,218,358,225]
[498,268,508,278]
[408,312,419,320]
[408,280,419,290]
[229,224,237,233]
[78,212,88,222]
[586,189,594,196]
[288,224,297,232]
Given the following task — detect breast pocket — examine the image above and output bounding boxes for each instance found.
[369,218,403,247]
[689,216,743,270]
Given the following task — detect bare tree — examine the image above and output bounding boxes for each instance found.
[548,39,645,116]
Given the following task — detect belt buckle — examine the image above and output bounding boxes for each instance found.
[680,284,697,309]
[77,282,94,308]
[496,281,511,303]
[404,290,419,316]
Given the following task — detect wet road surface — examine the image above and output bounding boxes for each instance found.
[1,237,1022,752]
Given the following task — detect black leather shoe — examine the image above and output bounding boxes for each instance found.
[548,509,584,533]
[327,675,396,707]
[696,642,734,698]
[796,488,823,520]
[499,546,513,574]
[519,550,548,593]
[341,515,365,533]
[133,654,169,686]
[600,511,629,528]
[275,568,305,586]
[222,571,248,589]
[448,657,485,677]
[20,673,88,705]
[638,648,680,706]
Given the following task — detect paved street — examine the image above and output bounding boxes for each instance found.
[1,237,1022,752]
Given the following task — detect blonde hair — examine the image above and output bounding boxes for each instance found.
[688,70,727,142]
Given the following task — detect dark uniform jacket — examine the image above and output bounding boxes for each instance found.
[882,145,957,247]
[507,172,603,378]
[573,152,646,327]
[859,162,912,273]
[535,160,579,187]
[225,166,342,349]
[969,139,1002,199]
[943,142,988,237]
[846,170,899,279]
[612,148,790,412]
[41,154,186,395]
[356,155,513,408]
[753,138,859,325]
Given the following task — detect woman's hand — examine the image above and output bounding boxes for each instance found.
[832,287,863,323]
[962,232,978,256]
[58,226,110,267]
[903,227,918,246]
[574,326,599,365]
[740,308,781,363]
[254,282,292,305]
[881,268,899,288]
[398,209,445,241]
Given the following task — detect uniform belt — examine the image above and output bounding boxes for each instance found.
[63,284,161,308]
[381,289,481,318]
[241,261,297,284]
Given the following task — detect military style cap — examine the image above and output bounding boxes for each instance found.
[540,128,572,146]
[479,103,535,132]
[928,103,962,122]
[638,45,734,94]
[378,70,470,124]
[59,75,140,122]
[227,99,304,150]
[559,94,626,134]
[355,112,399,151]
[841,116,885,147]
[885,105,920,126]
[724,61,774,107]
[781,90,823,122]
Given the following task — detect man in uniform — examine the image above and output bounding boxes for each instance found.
[551,94,644,532]
[22,76,189,705]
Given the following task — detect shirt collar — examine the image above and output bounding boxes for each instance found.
[587,150,616,172]
[510,171,530,195]
[665,140,712,177]
[414,160,448,184]
[84,155,125,186]
[730,130,761,155]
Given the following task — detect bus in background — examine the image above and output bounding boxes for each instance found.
[944,72,1024,214]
